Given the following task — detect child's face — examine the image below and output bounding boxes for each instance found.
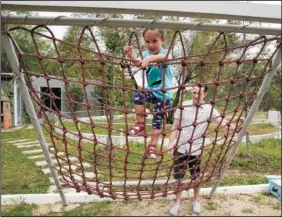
[192,86,207,104]
[143,30,164,55]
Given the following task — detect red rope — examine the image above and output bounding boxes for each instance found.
[7,25,281,200]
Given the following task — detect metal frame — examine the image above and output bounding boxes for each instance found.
[1,0,281,203]
[1,15,281,36]
[209,47,281,198]
[1,32,67,206]
[2,1,281,23]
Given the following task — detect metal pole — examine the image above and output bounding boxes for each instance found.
[13,78,17,126]
[1,1,281,24]
[0,71,2,217]
[1,29,67,205]
[208,47,281,198]
[1,15,281,36]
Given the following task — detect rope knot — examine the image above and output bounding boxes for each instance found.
[120,62,126,69]
[245,75,251,82]
[230,78,235,85]
[100,60,106,65]
[160,88,167,93]
[215,80,220,86]
[210,100,216,105]
[253,58,258,63]
[236,59,242,65]
[179,84,186,90]
[181,59,188,67]
[79,59,85,65]
[162,62,168,68]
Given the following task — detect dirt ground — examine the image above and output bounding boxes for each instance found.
[31,193,281,216]
[109,193,281,216]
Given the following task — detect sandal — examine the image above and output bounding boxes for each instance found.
[129,121,145,136]
[146,144,159,159]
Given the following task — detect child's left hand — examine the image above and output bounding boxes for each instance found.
[139,57,151,68]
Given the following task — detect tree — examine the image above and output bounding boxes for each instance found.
[2,10,59,123]
[98,14,136,150]
[61,13,137,150]
[167,17,220,123]
[68,84,84,112]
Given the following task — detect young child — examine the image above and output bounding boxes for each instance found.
[124,28,173,158]
[168,85,237,215]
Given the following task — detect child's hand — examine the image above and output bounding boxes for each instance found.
[229,123,242,134]
[167,142,176,157]
[124,44,133,56]
[139,57,151,68]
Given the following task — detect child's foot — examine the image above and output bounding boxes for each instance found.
[169,204,180,216]
[192,200,201,213]
[146,144,159,159]
[169,199,180,216]
[129,122,145,136]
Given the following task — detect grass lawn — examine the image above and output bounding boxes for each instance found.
[1,124,281,216]
[2,129,50,194]
[58,118,278,137]
[1,124,280,193]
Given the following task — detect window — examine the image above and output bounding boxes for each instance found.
[40,87,61,111]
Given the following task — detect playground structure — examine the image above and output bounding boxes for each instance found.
[1,1,281,205]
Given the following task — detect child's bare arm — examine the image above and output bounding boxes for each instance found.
[140,53,172,68]
[213,111,237,131]
[124,44,140,67]
[168,118,180,156]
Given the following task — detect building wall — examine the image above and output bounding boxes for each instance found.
[1,77,22,126]
[31,76,101,115]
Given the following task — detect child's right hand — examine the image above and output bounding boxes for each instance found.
[124,44,133,56]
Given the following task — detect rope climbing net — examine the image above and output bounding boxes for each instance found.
[2,10,281,201]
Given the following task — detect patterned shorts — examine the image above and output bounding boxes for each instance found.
[133,91,171,130]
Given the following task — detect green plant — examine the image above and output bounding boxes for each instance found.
[251,193,266,205]
[206,204,217,210]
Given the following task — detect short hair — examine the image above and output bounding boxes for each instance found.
[193,84,208,93]
[142,28,165,40]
